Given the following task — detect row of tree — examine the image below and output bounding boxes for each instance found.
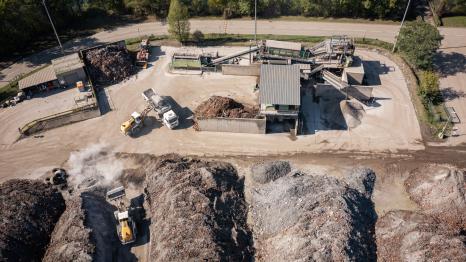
[2,0,464,58]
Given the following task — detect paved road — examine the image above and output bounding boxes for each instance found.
[1,18,465,143]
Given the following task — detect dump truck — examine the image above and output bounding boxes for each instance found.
[106,187,137,245]
[136,39,150,69]
[120,106,152,136]
[142,88,179,129]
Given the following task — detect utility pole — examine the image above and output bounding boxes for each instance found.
[254,0,257,43]
[392,0,412,52]
[42,0,64,54]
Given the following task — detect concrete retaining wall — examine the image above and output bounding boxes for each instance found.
[222,64,260,76]
[20,104,101,136]
[196,117,266,134]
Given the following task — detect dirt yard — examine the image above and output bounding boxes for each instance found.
[0,46,427,181]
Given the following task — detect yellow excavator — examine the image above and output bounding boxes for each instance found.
[106,187,137,244]
[120,106,152,136]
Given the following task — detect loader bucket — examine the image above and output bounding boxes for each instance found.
[107,186,126,201]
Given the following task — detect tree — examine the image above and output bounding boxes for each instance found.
[396,21,443,69]
[168,0,190,43]
[419,71,442,105]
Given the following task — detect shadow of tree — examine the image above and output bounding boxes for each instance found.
[441,87,466,102]
[435,51,466,77]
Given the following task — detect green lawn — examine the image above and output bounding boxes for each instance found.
[442,16,466,27]
[171,59,201,69]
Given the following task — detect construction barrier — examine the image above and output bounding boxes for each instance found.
[221,64,260,76]
[19,103,100,136]
[196,117,266,134]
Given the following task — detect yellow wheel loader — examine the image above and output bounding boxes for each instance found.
[120,106,152,136]
[106,187,137,245]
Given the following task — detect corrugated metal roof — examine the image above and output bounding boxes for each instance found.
[18,66,57,90]
[51,53,85,75]
[260,64,301,106]
[266,40,302,51]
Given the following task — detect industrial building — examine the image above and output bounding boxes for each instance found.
[259,64,301,134]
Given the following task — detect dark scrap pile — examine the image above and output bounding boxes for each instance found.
[42,196,94,262]
[250,166,377,261]
[0,179,65,262]
[84,44,135,85]
[194,96,258,119]
[145,154,253,261]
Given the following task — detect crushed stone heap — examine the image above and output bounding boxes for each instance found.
[0,179,65,262]
[250,165,377,261]
[145,154,253,261]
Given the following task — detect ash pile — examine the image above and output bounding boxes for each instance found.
[84,44,135,85]
[0,180,65,261]
[145,154,253,261]
[249,162,377,261]
[194,96,258,119]
[376,164,466,261]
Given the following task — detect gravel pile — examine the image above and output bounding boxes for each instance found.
[145,154,253,261]
[376,210,466,261]
[405,164,465,230]
[0,179,65,261]
[42,196,94,262]
[84,44,135,85]
[340,100,365,128]
[250,166,377,261]
[250,160,291,184]
[194,96,258,119]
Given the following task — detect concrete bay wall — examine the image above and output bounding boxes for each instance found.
[222,64,260,76]
[20,104,101,136]
[196,117,266,134]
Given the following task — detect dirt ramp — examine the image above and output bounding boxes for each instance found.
[250,169,377,261]
[0,179,65,261]
[376,210,466,261]
[340,100,365,128]
[145,154,253,261]
[405,164,465,230]
[43,196,94,262]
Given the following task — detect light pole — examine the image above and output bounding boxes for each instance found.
[392,0,411,52]
[41,0,64,54]
[254,0,257,43]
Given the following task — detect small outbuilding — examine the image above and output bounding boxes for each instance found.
[18,66,58,93]
[51,53,86,87]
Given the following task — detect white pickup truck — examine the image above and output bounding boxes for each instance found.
[142,88,179,129]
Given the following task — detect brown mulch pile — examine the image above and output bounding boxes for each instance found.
[0,179,65,262]
[194,96,258,119]
[84,44,135,85]
[376,210,466,261]
[42,196,94,262]
[404,164,465,230]
[145,154,253,261]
